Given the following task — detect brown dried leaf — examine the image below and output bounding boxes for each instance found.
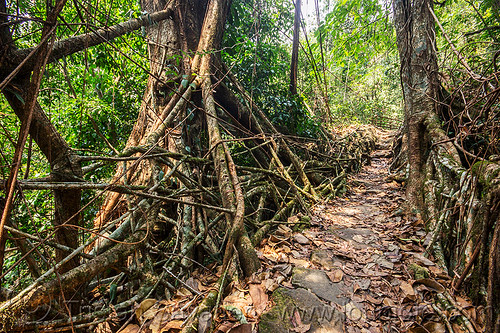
[400,281,416,301]
[268,234,288,246]
[223,291,252,316]
[135,298,157,321]
[96,322,113,333]
[408,322,446,333]
[216,321,236,333]
[175,287,193,298]
[410,252,435,266]
[365,294,382,305]
[413,278,445,293]
[249,283,268,315]
[160,320,183,333]
[118,324,140,333]
[327,269,344,283]
[227,323,252,333]
[455,295,472,309]
[185,277,200,293]
[276,225,292,238]
[149,308,171,333]
[383,298,395,307]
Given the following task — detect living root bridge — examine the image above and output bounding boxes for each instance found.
[0,0,379,330]
[0,123,377,331]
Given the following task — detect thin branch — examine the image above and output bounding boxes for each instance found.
[12,8,173,69]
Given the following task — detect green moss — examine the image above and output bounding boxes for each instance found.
[408,263,429,279]
[258,289,294,333]
[292,215,312,232]
[471,161,494,184]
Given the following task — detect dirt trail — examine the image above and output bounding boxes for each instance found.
[255,132,480,333]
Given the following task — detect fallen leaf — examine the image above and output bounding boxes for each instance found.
[223,291,251,311]
[400,281,416,301]
[410,252,435,266]
[175,287,193,298]
[96,322,113,333]
[135,298,157,320]
[408,322,446,333]
[227,323,252,333]
[276,225,292,238]
[160,320,183,332]
[455,295,472,309]
[327,269,344,283]
[149,308,172,333]
[140,303,162,325]
[365,294,382,305]
[371,254,394,270]
[268,234,288,246]
[215,321,235,333]
[413,278,445,293]
[289,257,311,267]
[249,283,268,315]
[383,298,395,307]
[185,277,200,292]
[118,324,140,333]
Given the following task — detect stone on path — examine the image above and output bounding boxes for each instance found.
[291,267,348,306]
[294,233,310,245]
[259,287,344,333]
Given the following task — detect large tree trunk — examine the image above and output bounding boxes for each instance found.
[393,0,439,213]
[91,0,263,274]
[290,0,301,95]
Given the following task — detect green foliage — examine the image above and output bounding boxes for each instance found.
[302,0,402,126]
[1,0,148,287]
[434,0,500,159]
[223,0,320,137]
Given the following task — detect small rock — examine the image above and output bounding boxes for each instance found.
[293,233,310,245]
[292,267,348,305]
[259,288,345,333]
[371,254,394,270]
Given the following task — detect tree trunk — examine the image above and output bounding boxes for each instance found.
[290,0,301,95]
[393,0,439,213]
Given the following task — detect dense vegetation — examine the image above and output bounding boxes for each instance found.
[0,0,499,331]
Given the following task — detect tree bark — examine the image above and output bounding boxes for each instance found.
[290,0,301,95]
[393,0,439,213]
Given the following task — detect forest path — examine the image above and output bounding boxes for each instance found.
[256,132,477,333]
